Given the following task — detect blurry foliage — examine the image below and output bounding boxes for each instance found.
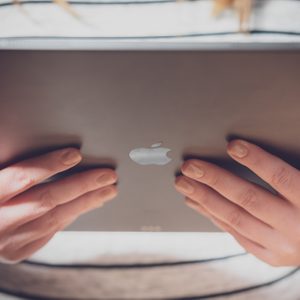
[13,0,79,18]
[213,0,252,32]
[12,0,252,32]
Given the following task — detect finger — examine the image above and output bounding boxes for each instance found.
[181,158,293,230]
[2,232,56,264]
[184,198,276,264]
[186,196,262,241]
[227,139,300,204]
[185,197,211,218]
[185,197,239,231]
[0,169,117,233]
[3,185,117,248]
[184,196,290,265]
[211,216,276,265]
[175,176,280,249]
[0,148,82,204]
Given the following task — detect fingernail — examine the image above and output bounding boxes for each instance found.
[97,173,116,185]
[185,199,199,210]
[61,149,82,165]
[99,187,115,200]
[183,162,205,178]
[175,177,195,194]
[94,187,116,208]
[228,141,248,158]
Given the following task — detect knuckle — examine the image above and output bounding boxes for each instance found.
[13,167,35,189]
[38,190,56,213]
[227,209,242,227]
[271,166,292,189]
[238,188,258,211]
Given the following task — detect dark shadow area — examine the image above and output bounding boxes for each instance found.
[0,134,117,184]
[174,134,300,195]
[0,134,83,169]
[226,134,300,169]
[48,156,118,183]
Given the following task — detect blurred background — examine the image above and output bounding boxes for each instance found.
[1,1,300,299]
[1,0,300,42]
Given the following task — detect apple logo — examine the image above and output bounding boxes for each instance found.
[129,143,172,166]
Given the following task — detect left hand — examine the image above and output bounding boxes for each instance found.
[175,139,300,267]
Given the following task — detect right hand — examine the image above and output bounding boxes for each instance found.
[0,148,118,264]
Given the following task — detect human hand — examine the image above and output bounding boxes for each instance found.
[175,139,300,266]
[0,148,117,263]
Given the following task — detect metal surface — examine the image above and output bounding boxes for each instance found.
[0,49,300,231]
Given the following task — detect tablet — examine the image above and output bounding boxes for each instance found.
[0,42,300,232]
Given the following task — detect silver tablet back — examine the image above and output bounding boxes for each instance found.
[0,47,300,231]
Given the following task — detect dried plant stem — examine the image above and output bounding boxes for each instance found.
[13,0,80,19]
[53,0,80,18]
[234,0,252,32]
[212,0,235,17]
[12,0,31,14]
[213,0,252,32]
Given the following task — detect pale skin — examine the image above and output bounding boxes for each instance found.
[175,139,300,267]
[0,148,118,264]
[2,140,300,267]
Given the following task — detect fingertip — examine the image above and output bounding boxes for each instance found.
[181,160,193,174]
[181,160,205,179]
[110,170,118,183]
[60,148,82,166]
[101,185,118,201]
[227,139,249,159]
[95,169,118,187]
[103,168,118,183]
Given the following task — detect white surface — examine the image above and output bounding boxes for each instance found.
[31,232,244,262]
[1,232,299,300]
[29,232,295,289]
[0,0,300,42]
